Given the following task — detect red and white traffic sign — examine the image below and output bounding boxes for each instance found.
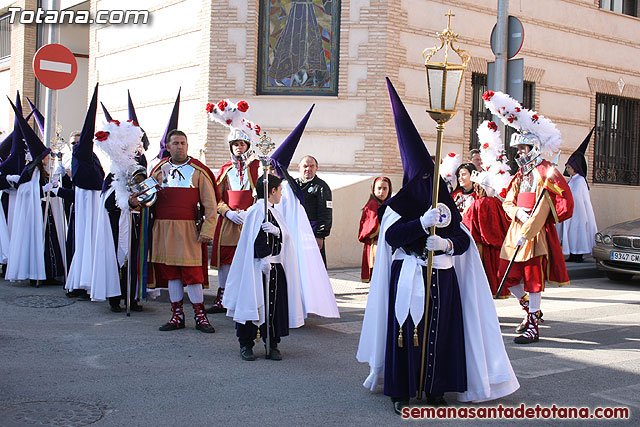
[32,44,78,90]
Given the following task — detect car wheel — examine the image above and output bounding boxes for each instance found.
[606,271,634,281]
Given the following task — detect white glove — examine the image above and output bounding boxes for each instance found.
[43,182,55,193]
[426,235,450,252]
[515,208,530,224]
[225,210,244,225]
[55,165,66,176]
[516,236,527,247]
[6,175,20,185]
[260,258,271,275]
[420,207,440,229]
[261,222,280,237]
[51,187,59,196]
[237,210,247,221]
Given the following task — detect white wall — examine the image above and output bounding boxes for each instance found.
[0,66,10,134]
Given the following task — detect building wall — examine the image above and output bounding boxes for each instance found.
[393,0,640,233]
[88,0,212,160]
[2,0,37,127]
[3,0,639,268]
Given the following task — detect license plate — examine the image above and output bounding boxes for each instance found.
[610,251,640,264]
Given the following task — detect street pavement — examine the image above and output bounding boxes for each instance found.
[0,260,638,426]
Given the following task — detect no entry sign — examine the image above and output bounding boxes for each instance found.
[32,44,78,90]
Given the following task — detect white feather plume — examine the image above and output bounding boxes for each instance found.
[94,120,143,210]
[207,99,248,130]
[440,152,461,192]
[475,118,513,198]
[482,90,562,158]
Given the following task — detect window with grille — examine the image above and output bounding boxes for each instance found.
[0,14,10,60]
[593,93,640,185]
[600,0,638,17]
[469,73,492,150]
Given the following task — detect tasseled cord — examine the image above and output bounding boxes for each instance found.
[255,327,261,343]
[398,327,420,347]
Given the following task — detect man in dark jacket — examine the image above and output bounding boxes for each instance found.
[296,155,332,266]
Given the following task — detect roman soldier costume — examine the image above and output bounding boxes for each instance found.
[484,91,573,344]
[207,99,260,313]
[149,154,218,332]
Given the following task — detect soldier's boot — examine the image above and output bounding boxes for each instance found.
[206,287,225,314]
[193,302,216,333]
[514,310,542,344]
[159,300,185,331]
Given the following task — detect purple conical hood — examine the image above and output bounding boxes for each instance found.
[270,105,314,170]
[0,95,30,175]
[383,78,460,224]
[127,90,139,124]
[71,83,104,190]
[8,97,50,165]
[565,126,594,178]
[0,110,34,161]
[75,83,99,162]
[100,102,113,122]
[386,78,433,185]
[26,97,45,135]
[157,88,180,159]
[127,90,148,150]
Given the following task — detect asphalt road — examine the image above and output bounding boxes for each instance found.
[0,262,638,426]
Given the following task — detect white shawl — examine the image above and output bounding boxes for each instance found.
[223,201,305,328]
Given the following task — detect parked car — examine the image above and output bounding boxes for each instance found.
[592,218,640,281]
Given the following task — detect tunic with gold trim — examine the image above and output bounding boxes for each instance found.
[500,160,573,287]
[150,158,217,268]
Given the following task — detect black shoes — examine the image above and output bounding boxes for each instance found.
[391,398,409,415]
[266,347,282,361]
[567,253,584,263]
[67,290,90,300]
[110,305,122,313]
[426,393,447,407]
[159,319,185,331]
[240,346,256,361]
[196,322,216,333]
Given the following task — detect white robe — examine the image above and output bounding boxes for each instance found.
[223,202,305,328]
[557,174,597,256]
[356,207,520,402]
[49,195,67,271]
[275,182,339,318]
[65,188,101,291]
[5,169,46,281]
[90,186,127,301]
[0,190,10,263]
[6,189,17,240]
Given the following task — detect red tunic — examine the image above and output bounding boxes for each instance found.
[463,196,511,297]
[210,159,259,268]
[358,198,381,282]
